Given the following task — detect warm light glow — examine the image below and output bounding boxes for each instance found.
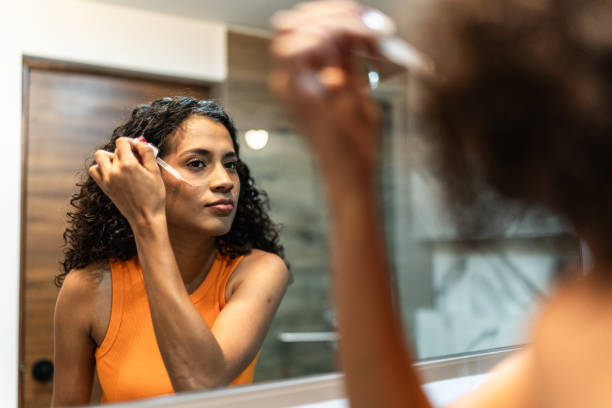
[244,129,269,150]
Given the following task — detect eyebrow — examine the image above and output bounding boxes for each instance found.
[181,148,237,160]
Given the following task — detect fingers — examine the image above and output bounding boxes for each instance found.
[269,55,367,109]
[115,137,138,164]
[269,1,382,106]
[89,149,112,186]
[268,2,384,177]
[271,0,361,33]
[115,137,158,171]
[270,0,379,61]
[270,18,377,66]
[90,137,156,186]
[88,163,102,184]
[271,26,341,70]
[93,149,113,170]
[130,139,158,172]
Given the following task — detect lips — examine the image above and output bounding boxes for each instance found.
[205,199,234,216]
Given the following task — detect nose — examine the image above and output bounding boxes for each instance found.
[209,163,234,193]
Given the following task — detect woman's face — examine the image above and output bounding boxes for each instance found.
[160,115,241,237]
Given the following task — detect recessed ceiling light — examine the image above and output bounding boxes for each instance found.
[244,129,269,150]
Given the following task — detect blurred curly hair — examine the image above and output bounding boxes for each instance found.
[423,0,612,242]
[57,96,284,287]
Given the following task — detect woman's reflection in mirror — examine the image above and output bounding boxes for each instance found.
[270,0,612,407]
[52,97,289,405]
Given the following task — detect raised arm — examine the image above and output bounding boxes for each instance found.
[88,138,288,391]
[269,3,430,407]
[132,218,287,389]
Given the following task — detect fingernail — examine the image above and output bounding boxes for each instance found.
[360,7,396,37]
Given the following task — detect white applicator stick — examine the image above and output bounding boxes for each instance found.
[94,137,193,186]
[134,136,193,186]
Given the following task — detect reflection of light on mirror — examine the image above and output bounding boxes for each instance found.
[368,70,379,89]
[245,129,269,150]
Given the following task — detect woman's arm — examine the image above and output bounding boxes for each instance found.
[450,350,536,408]
[209,250,289,381]
[52,269,97,406]
[89,138,288,391]
[326,173,432,408]
[269,4,431,407]
[133,220,288,390]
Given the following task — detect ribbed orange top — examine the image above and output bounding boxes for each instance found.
[95,252,257,403]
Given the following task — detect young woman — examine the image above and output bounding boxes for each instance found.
[270,0,612,407]
[52,97,289,405]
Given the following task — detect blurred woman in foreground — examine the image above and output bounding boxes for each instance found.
[270,0,612,407]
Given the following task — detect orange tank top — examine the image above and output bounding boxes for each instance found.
[95,252,258,403]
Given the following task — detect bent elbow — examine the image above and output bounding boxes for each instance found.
[172,364,234,392]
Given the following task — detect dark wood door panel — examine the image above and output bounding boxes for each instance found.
[21,66,210,408]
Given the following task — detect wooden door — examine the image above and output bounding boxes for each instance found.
[20,62,211,408]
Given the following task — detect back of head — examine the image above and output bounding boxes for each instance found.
[423,0,612,245]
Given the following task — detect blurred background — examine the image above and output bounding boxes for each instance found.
[0,1,581,407]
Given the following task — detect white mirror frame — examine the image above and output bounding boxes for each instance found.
[99,345,521,408]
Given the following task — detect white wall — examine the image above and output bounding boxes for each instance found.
[0,1,227,405]
[20,0,226,81]
[0,1,23,406]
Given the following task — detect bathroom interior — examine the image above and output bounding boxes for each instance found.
[1,1,584,407]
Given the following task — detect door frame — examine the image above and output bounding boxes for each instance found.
[17,56,223,406]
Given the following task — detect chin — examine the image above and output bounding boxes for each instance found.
[200,218,235,236]
[171,212,236,236]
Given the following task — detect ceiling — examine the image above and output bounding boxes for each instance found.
[87,0,423,36]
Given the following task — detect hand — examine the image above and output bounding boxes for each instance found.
[269,0,383,179]
[89,137,166,229]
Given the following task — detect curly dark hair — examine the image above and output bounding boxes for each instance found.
[57,96,284,287]
[422,0,612,245]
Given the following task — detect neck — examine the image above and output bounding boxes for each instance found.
[167,225,217,290]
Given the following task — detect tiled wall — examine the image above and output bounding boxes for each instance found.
[390,78,582,359]
[225,31,337,381]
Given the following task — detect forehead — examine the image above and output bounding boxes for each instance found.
[170,115,235,154]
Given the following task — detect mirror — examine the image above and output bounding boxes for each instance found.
[375,72,581,360]
[18,1,582,407]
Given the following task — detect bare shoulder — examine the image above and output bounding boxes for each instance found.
[60,264,110,300]
[226,250,289,299]
[527,275,612,407]
[56,262,111,338]
[234,249,289,283]
[530,275,603,356]
[450,349,537,408]
[532,275,602,333]
[241,249,287,272]
[59,262,110,301]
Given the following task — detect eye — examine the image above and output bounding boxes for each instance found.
[187,159,206,169]
[225,161,239,170]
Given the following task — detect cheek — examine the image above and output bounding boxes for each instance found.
[164,183,200,216]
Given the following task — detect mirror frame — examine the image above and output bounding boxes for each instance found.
[100,345,521,408]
